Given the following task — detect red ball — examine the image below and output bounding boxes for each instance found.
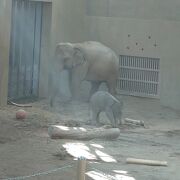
[16,109,27,120]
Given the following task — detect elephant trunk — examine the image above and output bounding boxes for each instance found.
[59,61,64,72]
[52,54,64,73]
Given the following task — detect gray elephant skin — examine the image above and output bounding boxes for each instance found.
[89,91,123,128]
[50,41,119,106]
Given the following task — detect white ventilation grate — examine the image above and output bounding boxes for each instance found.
[117,55,160,98]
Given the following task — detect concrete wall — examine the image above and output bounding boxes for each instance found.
[51,0,85,50]
[0,0,11,105]
[0,0,86,103]
[1,0,180,110]
[159,21,180,109]
[85,0,180,110]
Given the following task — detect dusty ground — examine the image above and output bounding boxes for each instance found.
[0,95,180,180]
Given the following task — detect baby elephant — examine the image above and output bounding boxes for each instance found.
[90,91,123,128]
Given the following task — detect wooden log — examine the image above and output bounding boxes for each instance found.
[77,157,86,180]
[124,118,145,126]
[126,158,168,166]
[48,125,120,140]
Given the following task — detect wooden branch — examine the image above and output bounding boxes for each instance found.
[126,158,168,166]
[77,157,86,180]
[124,118,145,126]
[48,125,120,140]
[8,100,32,107]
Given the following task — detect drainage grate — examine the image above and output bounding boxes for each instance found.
[117,55,160,98]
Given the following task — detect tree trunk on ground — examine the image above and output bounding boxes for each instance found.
[48,125,120,140]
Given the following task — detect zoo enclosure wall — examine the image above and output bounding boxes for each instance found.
[1,0,180,110]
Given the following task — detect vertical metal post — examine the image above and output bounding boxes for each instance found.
[77,157,86,180]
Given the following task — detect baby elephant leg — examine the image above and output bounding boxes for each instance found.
[118,111,123,125]
[111,101,123,126]
[105,107,117,128]
[90,107,101,126]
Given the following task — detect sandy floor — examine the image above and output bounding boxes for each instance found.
[0,95,180,180]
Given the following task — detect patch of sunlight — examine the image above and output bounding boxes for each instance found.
[89,161,100,164]
[86,171,113,180]
[73,127,77,130]
[55,125,69,131]
[90,144,104,149]
[95,150,117,162]
[86,171,136,180]
[63,143,96,160]
[79,127,87,132]
[115,174,136,180]
[63,143,89,151]
[113,170,128,174]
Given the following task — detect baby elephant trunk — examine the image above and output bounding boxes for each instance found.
[111,100,123,126]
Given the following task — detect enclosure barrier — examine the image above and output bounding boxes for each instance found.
[118,55,160,98]
[2,157,87,180]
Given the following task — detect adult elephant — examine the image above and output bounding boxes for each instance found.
[50,41,119,106]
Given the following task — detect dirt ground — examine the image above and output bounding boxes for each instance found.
[0,95,180,180]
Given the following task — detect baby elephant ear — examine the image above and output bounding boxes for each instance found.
[73,47,85,67]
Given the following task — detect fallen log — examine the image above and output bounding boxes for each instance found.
[48,125,120,140]
[126,158,168,166]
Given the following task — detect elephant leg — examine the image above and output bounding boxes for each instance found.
[71,75,81,100]
[71,65,87,100]
[50,93,55,107]
[117,109,123,125]
[114,110,123,125]
[91,108,101,126]
[89,82,101,100]
[107,79,117,96]
[105,107,117,128]
[49,86,59,107]
[89,101,101,126]
[48,72,58,107]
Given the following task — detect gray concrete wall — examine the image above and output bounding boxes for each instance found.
[86,0,180,21]
[85,0,180,110]
[0,0,12,105]
[0,0,86,102]
[1,0,180,110]
[51,0,85,50]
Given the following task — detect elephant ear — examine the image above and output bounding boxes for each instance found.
[73,47,86,67]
